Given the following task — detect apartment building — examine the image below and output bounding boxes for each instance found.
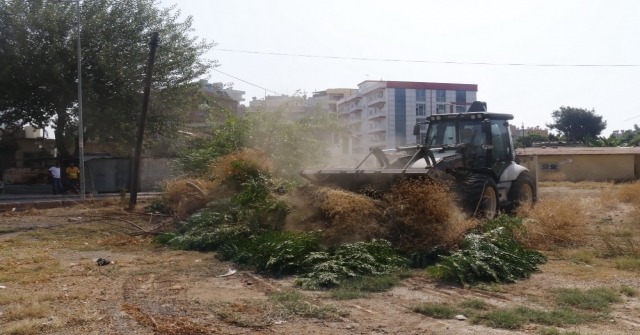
[337,81,478,154]
[248,88,357,120]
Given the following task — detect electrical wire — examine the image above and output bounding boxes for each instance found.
[213,48,640,67]
[211,68,283,96]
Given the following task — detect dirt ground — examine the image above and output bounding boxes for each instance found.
[1,186,639,335]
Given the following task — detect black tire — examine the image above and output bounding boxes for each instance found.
[459,173,499,220]
[506,172,536,213]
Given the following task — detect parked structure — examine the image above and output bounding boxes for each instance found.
[336,81,478,154]
[517,147,640,182]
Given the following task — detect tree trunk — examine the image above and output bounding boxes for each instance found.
[55,110,71,158]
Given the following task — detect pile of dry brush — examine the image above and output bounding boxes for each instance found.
[161,149,608,253]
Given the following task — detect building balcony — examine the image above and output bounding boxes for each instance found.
[338,107,350,115]
[367,113,386,120]
[368,126,386,133]
[350,104,363,112]
[368,96,385,107]
[342,93,362,103]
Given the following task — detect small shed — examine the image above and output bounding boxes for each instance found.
[516,147,640,182]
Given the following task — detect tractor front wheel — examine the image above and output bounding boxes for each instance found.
[461,174,499,220]
[506,172,536,213]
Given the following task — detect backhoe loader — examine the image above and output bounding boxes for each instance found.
[300,101,536,219]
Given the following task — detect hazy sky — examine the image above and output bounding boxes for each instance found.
[164,0,640,135]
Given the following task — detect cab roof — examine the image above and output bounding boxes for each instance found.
[429,112,515,122]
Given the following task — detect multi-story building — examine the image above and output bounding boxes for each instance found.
[336,81,478,154]
[247,88,357,120]
[187,82,246,128]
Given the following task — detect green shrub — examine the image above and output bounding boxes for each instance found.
[268,291,348,319]
[412,303,459,319]
[620,285,638,297]
[473,306,591,329]
[459,299,490,310]
[328,274,405,300]
[554,287,622,311]
[295,239,409,289]
[220,230,322,274]
[152,233,176,245]
[167,224,252,251]
[429,227,547,285]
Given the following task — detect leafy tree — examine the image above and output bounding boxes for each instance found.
[0,0,214,157]
[178,99,345,178]
[546,107,606,143]
[515,132,548,148]
[585,134,625,147]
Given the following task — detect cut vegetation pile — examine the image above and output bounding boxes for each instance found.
[157,150,552,290]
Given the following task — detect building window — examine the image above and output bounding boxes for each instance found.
[416,89,426,101]
[436,104,448,114]
[456,105,467,113]
[541,163,559,170]
[456,90,466,103]
[416,103,426,116]
[436,90,446,102]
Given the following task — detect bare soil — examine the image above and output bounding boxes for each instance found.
[1,186,639,335]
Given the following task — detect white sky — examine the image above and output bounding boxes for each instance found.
[165,0,640,135]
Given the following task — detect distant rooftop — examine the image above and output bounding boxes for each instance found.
[517,147,640,155]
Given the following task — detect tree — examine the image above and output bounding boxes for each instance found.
[515,132,549,148]
[178,98,346,178]
[0,0,214,157]
[585,134,625,147]
[546,107,606,143]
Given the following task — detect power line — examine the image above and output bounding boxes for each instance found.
[211,68,283,95]
[623,114,640,121]
[213,48,640,67]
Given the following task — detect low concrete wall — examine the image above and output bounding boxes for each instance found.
[519,154,636,182]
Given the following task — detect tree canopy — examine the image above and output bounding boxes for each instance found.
[0,0,214,157]
[515,132,549,148]
[546,107,606,143]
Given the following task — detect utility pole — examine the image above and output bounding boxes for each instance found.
[129,32,159,210]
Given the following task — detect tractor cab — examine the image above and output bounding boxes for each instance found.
[416,103,516,177]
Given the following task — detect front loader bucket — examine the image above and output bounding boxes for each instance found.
[299,168,430,192]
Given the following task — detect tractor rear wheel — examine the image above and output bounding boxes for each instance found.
[506,172,536,213]
[460,174,498,220]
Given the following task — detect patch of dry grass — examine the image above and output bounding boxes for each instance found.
[616,180,640,204]
[518,196,587,250]
[598,228,640,258]
[4,301,51,321]
[613,256,640,271]
[539,180,615,189]
[98,235,151,246]
[121,303,221,333]
[2,319,44,335]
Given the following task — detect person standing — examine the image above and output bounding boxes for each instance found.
[66,162,80,194]
[48,162,63,195]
